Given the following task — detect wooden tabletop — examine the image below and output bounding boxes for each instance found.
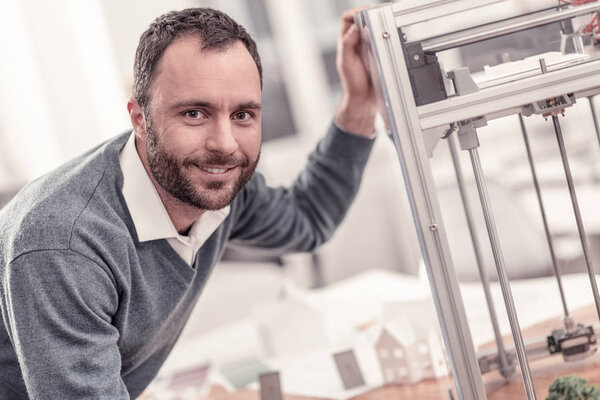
[203,305,600,400]
[353,304,600,400]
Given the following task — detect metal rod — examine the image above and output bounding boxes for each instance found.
[448,134,512,378]
[551,114,600,322]
[518,115,570,320]
[589,96,600,150]
[469,148,537,399]
[420,3,600,52]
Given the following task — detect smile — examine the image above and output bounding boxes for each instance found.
[198,165,237,175]
[202,167,228,174]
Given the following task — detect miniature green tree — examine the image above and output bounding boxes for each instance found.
[547,375,600,400]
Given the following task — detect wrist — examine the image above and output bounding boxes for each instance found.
[334,96,377,137]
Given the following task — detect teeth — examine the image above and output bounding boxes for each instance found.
[202,167,227,174]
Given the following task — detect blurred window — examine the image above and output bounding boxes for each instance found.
[197,0,296,142]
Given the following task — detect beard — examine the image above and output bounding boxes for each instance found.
[144,121,259,211]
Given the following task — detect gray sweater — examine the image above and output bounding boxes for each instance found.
[0,123,374,399]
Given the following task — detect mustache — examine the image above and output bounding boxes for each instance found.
[182,153,250,168]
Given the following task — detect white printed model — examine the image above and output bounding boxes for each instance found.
[253,294,329,359]
[375,299,448,384]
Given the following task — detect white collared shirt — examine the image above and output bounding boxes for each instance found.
[118,133,230,266]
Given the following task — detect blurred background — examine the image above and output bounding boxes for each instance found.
[0,0,422,334]
[1,0,600,342]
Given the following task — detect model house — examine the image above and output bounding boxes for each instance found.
[253,294,329,359]
[375,300,448,384]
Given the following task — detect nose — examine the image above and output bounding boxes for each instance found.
[205,118,239,155]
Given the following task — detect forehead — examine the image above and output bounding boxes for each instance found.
[150,36,261,106]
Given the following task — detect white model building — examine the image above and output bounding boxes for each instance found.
[253,294,329,359]
[375,300,449,384]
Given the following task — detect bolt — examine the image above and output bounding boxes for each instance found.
[382,31,390,39]
[402,33,407,41]
[430,224,438,232]
[413,54,420,61]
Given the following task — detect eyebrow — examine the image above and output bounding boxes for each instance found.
[171,99,262,111]
[237,101,262,111]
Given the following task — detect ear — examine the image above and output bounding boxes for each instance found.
[127,97,147,142]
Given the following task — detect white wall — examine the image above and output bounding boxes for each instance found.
[0,0,129,187]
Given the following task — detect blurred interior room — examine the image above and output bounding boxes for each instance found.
[2,0,600,398]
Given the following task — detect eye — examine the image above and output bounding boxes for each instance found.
[183,110,205,119]
[232,111,253,122]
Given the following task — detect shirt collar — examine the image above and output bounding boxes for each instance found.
[118,132,230,243]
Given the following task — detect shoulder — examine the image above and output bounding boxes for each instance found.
[0,132,132,264]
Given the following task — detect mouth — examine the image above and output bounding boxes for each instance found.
[195,164,239,178]
[200,166,231,174]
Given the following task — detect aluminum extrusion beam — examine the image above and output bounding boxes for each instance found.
[420,3,600,52]
[418,59,600,131]
[359,5,487,399]
[392,0,503,27]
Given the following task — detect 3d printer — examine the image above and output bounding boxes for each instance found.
[356,1,600,398]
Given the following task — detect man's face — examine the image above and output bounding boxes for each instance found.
[141,37,262,210]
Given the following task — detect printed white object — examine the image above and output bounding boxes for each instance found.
[254,294,329,359]
[375,299,449,384]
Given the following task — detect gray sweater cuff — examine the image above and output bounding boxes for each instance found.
[320,121,376,165]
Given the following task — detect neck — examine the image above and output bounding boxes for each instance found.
[155,188,204,234]
[135,136,204,234]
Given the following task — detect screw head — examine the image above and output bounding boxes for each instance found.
[429,224,438,232]
[413,54,420,61]
[382,31,390,39]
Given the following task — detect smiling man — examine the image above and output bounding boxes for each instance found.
[0,7,377,399]
[132,37,263,232]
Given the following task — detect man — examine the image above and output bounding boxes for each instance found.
[0,6,377,399]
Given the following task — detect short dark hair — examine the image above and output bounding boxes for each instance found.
[133,7,262,112]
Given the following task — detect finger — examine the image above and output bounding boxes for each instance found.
[339,6,371,36]
[339,9,356,37]
[342,24,360,49]
[337,25,362,69]
[339,4,379,38]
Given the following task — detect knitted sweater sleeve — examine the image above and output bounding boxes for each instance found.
[229,122,375,252]
[1,249,128,399]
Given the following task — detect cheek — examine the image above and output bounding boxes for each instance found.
[237,130,261,158]
[160,125,203,158]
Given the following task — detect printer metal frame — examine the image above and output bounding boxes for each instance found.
[356,2,600,399]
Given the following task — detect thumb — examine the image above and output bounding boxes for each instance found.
[343,24,360,48]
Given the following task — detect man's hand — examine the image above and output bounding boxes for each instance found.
[334,7,378,137]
